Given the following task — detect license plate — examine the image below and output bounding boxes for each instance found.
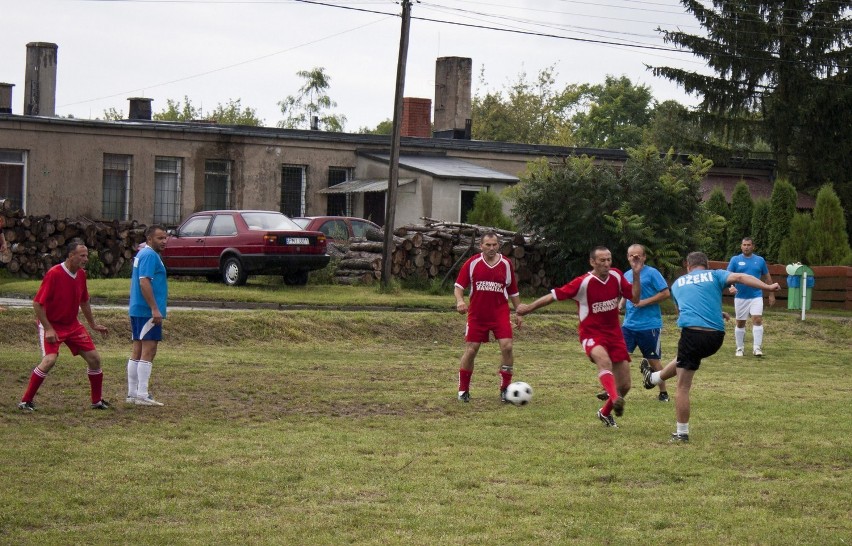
[285,237,310,245]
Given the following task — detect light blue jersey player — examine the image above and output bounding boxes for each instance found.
[727,237,775,357]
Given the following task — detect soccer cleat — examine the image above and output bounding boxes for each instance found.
[500,388,509,403]
[640,358,654,390]
[134,395,164,407]
[596,390,609,401]
[17,401,36,411]
[597,409,618,428]
[753,347,763,357]
[125,396,135,404]
[91,400,112,410]
[670,432,689,443]
[613,396,625,417]
[457,391,470,403]
[658,391,670,402]
[735,348,744,357]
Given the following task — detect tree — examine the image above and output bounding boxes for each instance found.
[153,96,202,121]
[358,119,393,135]
[102,108,124,121]
[572,75,654,149]
[778,212,813,265]
[751,198,771,259]
[466,191,515,231]
[806,184,852,265]
[766,178,798,263]
[702,187,730,260]
[278,67,346,132]
[150,97,262,125]
[727,181,754,256]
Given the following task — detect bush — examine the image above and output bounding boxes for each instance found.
[702,187,729,260]
[727,181,753,257]
[778,212,812,265]
[466,191,515,231]
[806,184,852,265]
[766,178,798,263]
[86,250,105,279]
[751,198,770,259]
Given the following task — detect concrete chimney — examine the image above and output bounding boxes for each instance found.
[24,42,58,116]
[401,97,431,138]
[434,56,472,137]
[128,97,153,120]
[0,83,13,114]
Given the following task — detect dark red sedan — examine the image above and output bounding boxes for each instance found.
[161,210,329,286]
[292,216,381,243]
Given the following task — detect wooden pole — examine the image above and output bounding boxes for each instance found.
[382,0,412,287]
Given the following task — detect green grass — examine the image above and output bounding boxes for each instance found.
[0,307,849,544]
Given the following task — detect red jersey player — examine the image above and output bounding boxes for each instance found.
[518,246,642,427]
[454,231,522,403]
[18,239,110,411]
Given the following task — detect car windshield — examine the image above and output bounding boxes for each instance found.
[241,212,302,231]
[292,218,310,229]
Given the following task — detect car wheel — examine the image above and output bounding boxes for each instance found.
[222,256,248,286]
[283,271,309,286]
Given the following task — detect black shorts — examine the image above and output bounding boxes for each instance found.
[676,328,725,371]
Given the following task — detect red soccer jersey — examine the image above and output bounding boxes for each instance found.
[455,253,519,324]
[552,268,633,340]
[33,263,89,336]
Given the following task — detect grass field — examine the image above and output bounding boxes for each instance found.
[1,301,850,544]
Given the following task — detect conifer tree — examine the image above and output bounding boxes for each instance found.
[766,178,798,263]
[778,212,813,265]
[703,187,729,260]
[806,185,852,265]
[727,182,753,257]
[751,199,771,260]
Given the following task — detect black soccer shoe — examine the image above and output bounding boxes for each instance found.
[91,399,112,410]
[17,401,36,411]
[596,391,609,401]
[640,358,655,390]
[670,432,689,443]
[658,391,670,402]
[597,409,618,428]
[457,391,470,403]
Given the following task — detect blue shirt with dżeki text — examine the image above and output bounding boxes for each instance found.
[623,265,668,330]
[129,247,168,318]
[726,253,769,299]
[671,269,730,331]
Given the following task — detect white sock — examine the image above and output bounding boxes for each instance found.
[677,422,689,435]
[650,371,662,385]
[127,359,138,398]
[735,327,746,350]
[136,360,152,399]
[753,325,764,349]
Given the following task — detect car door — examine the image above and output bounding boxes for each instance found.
[204,213,239,269]
[163,215,212,271]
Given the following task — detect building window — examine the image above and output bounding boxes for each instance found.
[0,149,27,211]
[280,165,305,218]
[102,154,132,221]
[154,156,182,225]
[327,167,351,216]
[459,185,487,223]
[204,159,231,211]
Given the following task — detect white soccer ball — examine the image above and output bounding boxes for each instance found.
[505,381,533,406]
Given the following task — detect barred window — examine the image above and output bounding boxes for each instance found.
[102,154,132,220]
[280,165,305,218]
[327,167,351,216]
[0,149,26,211]
[204,159,231,211]
[154,156,182,224]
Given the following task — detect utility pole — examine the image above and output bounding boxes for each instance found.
[381,0,413,287]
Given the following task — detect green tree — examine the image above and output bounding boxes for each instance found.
[153,96,202,121]
[358,119,393,135]
[466,191,515,231]
[806,184,852,265]
[778,212,813,265]
[766,178,798,263]
[572,75,654,149]
[727,182,754,257]
[278,67,346,132]
[702,187,730,260]
[150,97,262,125]
[751,198,771,260]
[102,108,124,121]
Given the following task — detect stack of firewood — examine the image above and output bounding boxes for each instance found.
[332,217,552,289]
[0,200,146,278]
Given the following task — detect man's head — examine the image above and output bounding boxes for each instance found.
[740,237,754,257]
[64,238,89,273]
[627,244,647,266]
[145,224,168,253]
[589,246,612,278]
[685,251,709,271]
[479,231,500,259]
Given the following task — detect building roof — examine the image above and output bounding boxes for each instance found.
[361,153,520,182]
[318,178,416,194]
[701,175,816,209]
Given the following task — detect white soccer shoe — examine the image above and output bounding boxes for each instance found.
[735,348,744,357]
[134,395,164,406]
[753,347,763,357]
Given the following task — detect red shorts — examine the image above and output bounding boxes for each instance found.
[465,319,513,343]
[580,330,630,363]
[39,322,96,356]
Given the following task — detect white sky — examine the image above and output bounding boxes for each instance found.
[0,0,707,130]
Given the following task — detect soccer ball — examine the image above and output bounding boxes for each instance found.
[505,381,533,406]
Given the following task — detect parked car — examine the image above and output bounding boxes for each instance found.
[161,210,330,286]
[292,216,381,242]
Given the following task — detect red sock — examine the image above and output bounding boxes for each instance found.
[88,369,103,403]
[599,370,618,415]
[499,370,513,390]
[458,369,472,392]
[21,368,47,403]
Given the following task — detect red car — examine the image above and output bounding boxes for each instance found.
[161,210,329,286]
[292,216,381,242]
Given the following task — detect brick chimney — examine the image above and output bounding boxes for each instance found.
[128,97,153,120]
[0,83,13,114]
[24,42,58,116]
[401,97,432,137]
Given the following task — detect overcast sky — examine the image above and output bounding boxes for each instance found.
[1,0,707,130]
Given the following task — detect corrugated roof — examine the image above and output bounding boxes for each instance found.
[318,178,416,194]
[362,153,520,182]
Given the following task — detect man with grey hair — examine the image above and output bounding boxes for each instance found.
[641,251,780,442]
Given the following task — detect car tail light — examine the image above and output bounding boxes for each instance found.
[263,234,277,245]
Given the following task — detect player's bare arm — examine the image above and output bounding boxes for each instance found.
[81,301,108,336]
[516,293,554,316]
[453,285,468,314]
[727,273,781,293]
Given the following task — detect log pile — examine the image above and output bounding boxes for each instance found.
[0,200,147,279]
[332,217,552,289]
